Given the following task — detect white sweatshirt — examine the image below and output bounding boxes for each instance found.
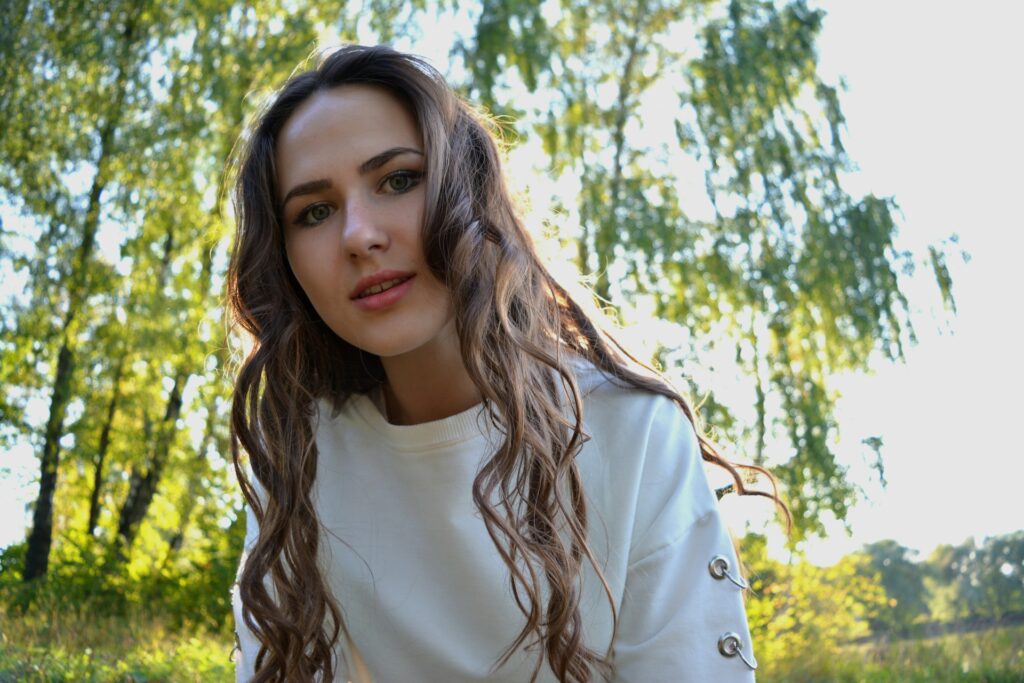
[233,361,757,682]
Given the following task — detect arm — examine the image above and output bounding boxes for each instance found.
[612,399,757,682]
[232,497,262,683]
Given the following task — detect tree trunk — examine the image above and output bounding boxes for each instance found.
[87,353,126,536]
[160,399,217,570]
[114,370,186,558]
[23,127,113,582]
[21,10,139,582]
[22,341,73,580]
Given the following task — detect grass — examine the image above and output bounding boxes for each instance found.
[1,595,1021,682]
[761,624,1024,683]
[0,594,234,683]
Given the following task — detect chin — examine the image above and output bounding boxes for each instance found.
[340,334,434,360]
[326,313,454,361]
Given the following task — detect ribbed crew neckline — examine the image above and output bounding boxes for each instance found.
[321,355,607,453]
[341,389,491,452]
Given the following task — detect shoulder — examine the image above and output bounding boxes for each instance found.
[569,355,700,463]
[569,357,716,558]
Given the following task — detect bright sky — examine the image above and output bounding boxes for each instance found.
[791,0,1024,563]
[2,1,1022,565]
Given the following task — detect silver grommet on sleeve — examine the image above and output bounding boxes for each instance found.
[708,555,749,589]
[718,632,758,670]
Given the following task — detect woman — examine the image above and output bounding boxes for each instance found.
[227,43,785,683]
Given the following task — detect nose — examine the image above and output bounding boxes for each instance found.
[340,197,389,259]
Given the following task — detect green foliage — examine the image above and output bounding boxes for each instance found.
[740,532,1024,680]
[2,0,324,585]
[0,589,234,682]
[861,539,931,634]
[3,533,1023,681]
[1,0,965,661]
[682,0,913,538]
[0,541,26,581]
[741,534,885,675]
[457,0,554,110]
[1,509,244,633]
[926,532,1024,622]
[459,0,961,543]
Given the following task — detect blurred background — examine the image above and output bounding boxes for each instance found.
[1,0,1021,680]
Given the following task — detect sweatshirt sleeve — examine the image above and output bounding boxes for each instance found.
[612,398,757,682]
[232,494,263,683]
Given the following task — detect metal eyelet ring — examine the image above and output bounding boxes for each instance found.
[708,555,749,589]
[718,632,758,670]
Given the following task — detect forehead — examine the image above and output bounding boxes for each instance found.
[275,84,422,190]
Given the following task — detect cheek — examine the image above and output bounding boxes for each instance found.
[285,233,332,299]
[390,192,426,245]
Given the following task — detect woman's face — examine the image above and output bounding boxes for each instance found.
[276,84,452,360]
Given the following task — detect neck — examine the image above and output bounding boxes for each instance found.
[380,319,481,425]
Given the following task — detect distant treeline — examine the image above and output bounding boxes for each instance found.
[851,612,1024,644]
[731,529,1024,675]
[858,533,1024,634]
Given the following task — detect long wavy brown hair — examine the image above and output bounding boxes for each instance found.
[226,43,788,683]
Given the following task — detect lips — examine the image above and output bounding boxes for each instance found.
[356,276,411,298]
[350,274,415,312]
[349,270,416,300]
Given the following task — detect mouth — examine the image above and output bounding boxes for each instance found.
[354,275,414,299]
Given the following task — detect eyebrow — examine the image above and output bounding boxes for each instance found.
[280,146,424,209]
